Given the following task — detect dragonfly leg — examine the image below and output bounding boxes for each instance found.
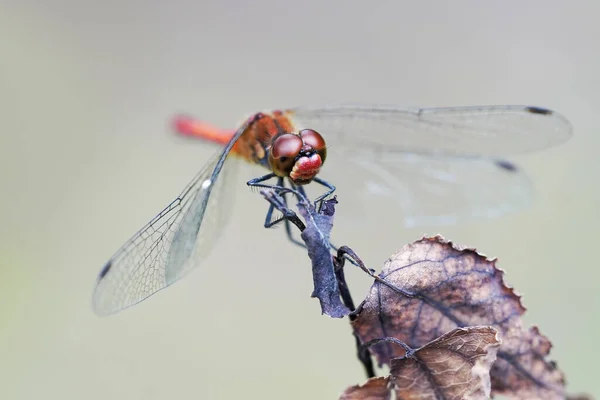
[263,200,286,228]
[264,193,308,249]
[292,183,345,256]
[254,176,308,249]
[251,174,341,252]
[247,172,284,191]
[258,176,287,227]
[312,177,336,206]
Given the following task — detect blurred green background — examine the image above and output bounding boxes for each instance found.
[0,1,597,399]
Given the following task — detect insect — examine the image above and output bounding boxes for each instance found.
[92,105,572,316]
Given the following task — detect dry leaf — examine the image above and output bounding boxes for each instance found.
[352,235,567,399]
[260,190,350,318]
[297,197,351,318]
[339,377,392,400]
[390,326,500,400]
[339,327,499,400]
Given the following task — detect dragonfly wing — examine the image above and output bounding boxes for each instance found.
[324,149,532,228]
[287,105,572,157]
[92,125,247,316]
[165,151,239,284]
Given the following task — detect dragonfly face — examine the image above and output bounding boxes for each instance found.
[268,128,328,185]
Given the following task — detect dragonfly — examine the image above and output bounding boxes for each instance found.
[92,105,572,316]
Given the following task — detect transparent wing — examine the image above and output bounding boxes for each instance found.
[287,105,572,157]
[327,149,532,229]
[286,104,571,226]
[92,126,246,316]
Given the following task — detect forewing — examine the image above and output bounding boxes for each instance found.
[286,104,570,226]
[92,124,247,316]
[165,151,238,284]
[287,105,572,157]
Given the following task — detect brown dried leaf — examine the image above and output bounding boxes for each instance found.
[489,325,565,398]
[352,235,567,399]
[390,326,500,400]
[339,377,392,400]
[339,327,499,400]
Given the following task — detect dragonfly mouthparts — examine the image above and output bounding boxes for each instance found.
[290,152,322,184]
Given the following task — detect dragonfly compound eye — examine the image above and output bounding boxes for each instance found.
[269,133,303,177]
[299,129,327,165]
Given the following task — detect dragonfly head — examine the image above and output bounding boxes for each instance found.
[268,128,327,185]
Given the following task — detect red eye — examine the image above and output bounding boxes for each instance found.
[271,134,302,159]
[299,129,326,151]
[269,134,303,177]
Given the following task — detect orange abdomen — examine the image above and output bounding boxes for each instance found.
[173,111,296,166]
